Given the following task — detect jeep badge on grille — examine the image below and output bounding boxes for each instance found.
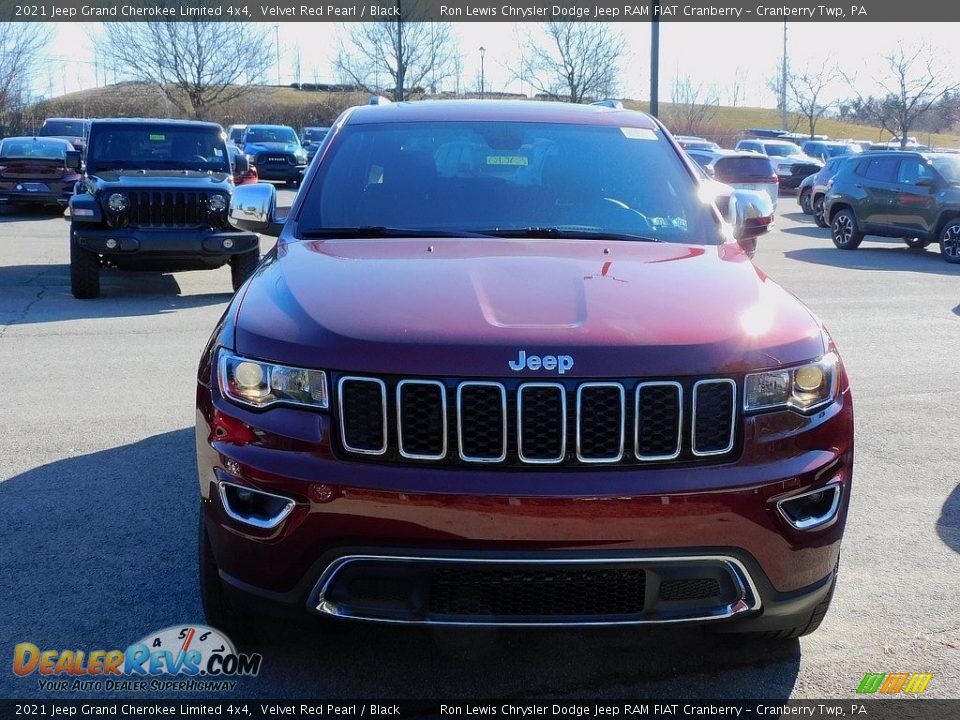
[508,350,574,374]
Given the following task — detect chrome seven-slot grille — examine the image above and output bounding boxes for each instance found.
[335,375,738,468]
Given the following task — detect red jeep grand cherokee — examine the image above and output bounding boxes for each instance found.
[196,101,853,639]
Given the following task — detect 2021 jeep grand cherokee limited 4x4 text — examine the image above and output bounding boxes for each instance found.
[196,101,853,639]
[68,119,260,298]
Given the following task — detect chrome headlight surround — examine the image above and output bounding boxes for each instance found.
[106,192,129,212]
[744,353,839,414]
[218,349,328,410]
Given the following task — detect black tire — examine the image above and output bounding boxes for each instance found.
[813,196,828,228]
[229,249,260,291]
[798,188,812,215]
[831,208,863,250]
[70,231,101,299]
[903,237,931,249]
[199,513,256,645]
[940,220,960,264]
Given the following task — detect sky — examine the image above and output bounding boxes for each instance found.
[33,21,953,110]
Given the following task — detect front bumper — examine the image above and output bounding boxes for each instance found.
[73,226,259,256]
[196,377,854,627]
[256,163,306,182]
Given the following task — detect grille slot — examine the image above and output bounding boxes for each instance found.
[396,380,446,460]
[338,377,387,455]
[429,567,647,617]
[635,382,683,460]
[457,383,507,462]
[692,379,736,456]
[517,383,566,463]
[576,383,625,462]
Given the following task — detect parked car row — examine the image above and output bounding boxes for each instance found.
[796,149,960,264]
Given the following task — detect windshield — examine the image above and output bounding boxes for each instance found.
[931,156,960,184]
[40,120,87,137]
[245,127,298,145]
[303,128,329,141]
[762,142,801,157]
[86,125,229,173]
[0,138,69,160]
[299,121,723,245]
[825,144,862,158]
[229,128,245,143]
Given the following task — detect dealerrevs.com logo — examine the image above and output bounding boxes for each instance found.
[12,625,262,692]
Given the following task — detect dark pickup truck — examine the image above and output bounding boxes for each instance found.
[68,118,260,299]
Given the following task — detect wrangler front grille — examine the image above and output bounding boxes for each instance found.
[335,375,739,468]
[114,190,220,228]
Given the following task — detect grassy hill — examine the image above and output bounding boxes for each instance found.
[20,82,960,149]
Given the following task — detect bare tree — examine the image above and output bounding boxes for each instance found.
[523,22,625,104]
[728,66,747,108]
[0,23,51,121]
[334,12,458,101]
[846,43,960,148]
[789,66,840,138]
[98,22,272,119]
[664,76,719,136]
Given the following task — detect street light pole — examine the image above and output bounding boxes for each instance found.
[274,25,281,86]
[781,21,788,130]
[650,2,660,118]
[479,46,486,99]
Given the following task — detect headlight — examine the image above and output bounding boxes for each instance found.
[107,193,128,212]
[208,193,227,212]
[218,349,328,410]
[744,353,839,413]
[294,150,307,162]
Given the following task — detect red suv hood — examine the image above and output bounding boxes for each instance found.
[234,238,825,377]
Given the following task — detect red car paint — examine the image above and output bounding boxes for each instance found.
[197,101,853,635]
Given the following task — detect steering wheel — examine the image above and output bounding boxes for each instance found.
[190,155,208,164]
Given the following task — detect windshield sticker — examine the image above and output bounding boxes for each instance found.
[149,134,165,142]
[620,128,657,140]
[486,155,529,166]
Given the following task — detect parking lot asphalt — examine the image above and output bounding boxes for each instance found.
[1,192,958,700]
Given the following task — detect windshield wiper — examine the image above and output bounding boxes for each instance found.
[479,227,661,243]
[300,226,493,239]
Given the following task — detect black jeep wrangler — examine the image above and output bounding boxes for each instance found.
[68,119,260,299]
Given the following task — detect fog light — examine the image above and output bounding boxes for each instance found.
[219,481,295,529]
[222,238,234,249]
[777,483,842,531]
[105,238,118,249]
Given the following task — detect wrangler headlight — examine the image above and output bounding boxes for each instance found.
[744,353,839,414]
[218,349,328,410]
[208,193,227,212]
[107,192,128,212]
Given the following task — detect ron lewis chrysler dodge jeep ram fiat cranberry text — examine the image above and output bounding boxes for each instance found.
[196,101,853,639]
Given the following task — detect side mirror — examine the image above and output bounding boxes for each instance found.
[230,183,283,237]
[232,154,250,175]
[728,189,774,250]
[65,150,82,171]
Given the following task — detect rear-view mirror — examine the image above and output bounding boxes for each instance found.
[230,183,283,237]
[728,189,774,251]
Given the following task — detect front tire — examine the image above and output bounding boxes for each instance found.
[798,188,812,215]
[813,196,828,228]
[199,514,255,644]
[70,231,101,299]
[229,249,260,291]
[831,209,863,250]
[939,220,960,264]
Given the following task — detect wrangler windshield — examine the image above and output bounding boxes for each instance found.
[299,121,723,244]
[86,125,229,174]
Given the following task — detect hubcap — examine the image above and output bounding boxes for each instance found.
[943,224,960,257]
[814,199,824,224]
